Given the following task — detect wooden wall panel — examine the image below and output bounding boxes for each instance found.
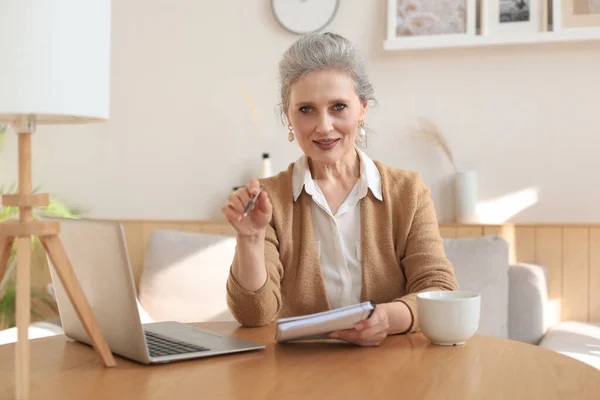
[534,227,563,322]
[440,224,504,239]
[483,225,503,236]
[589,229,600,322]
[501,225,517,265]
[562,228,590,322]
[456,226,484,238]
[515,227,536,264]
[439,225,456,239]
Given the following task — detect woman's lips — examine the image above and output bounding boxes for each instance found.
[313,138,340,150]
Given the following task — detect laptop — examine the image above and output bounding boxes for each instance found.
[45,217,265,364]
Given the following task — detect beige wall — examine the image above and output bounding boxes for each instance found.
[0,0,599,223]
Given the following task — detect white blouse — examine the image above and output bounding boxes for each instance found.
[292,148,383,309]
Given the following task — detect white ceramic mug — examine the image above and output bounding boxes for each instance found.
[416,291,481,346]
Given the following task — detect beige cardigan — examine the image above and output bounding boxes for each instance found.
[226,161,459,333]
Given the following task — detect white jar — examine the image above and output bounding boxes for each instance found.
[260,153,273,178]
[454,170,478,223]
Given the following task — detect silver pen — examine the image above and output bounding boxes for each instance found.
[241,184,264,219]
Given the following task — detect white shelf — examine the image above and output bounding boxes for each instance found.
[383,27,600,51]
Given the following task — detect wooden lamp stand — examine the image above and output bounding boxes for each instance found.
[0,118,116,399]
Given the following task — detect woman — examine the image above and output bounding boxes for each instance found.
[221,32,458,347]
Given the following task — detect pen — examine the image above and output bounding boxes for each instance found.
[240,184,264,219]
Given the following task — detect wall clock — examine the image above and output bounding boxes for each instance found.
[271,0,340,35]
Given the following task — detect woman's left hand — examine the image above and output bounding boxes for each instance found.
[329,306,390,347]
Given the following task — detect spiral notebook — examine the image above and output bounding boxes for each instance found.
[275,301,376,342]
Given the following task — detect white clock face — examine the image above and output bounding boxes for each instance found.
[272,0,340,35]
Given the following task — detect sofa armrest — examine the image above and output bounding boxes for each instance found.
[508,263,549,344]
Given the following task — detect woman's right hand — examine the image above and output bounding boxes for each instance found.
[221,179,273,238]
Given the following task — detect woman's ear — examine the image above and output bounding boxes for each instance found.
[359,101,368,120]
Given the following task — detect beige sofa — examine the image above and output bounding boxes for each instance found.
[137,230,600,369]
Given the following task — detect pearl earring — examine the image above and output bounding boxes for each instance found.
[288,124,295,142]
[358,120,366,136]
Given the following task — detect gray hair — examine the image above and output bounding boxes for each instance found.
[278,32,376,118]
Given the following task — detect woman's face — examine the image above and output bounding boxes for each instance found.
[285,69,366,166]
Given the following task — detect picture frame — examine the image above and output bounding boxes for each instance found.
[481,0,545,35]
[386,0,478,43]
[559,0,600,28]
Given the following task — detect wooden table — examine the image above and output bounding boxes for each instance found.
[1,322,600,399]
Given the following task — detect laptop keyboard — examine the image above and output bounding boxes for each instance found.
[144,330,209,358]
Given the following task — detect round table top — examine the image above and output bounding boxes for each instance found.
[1,321,600,399]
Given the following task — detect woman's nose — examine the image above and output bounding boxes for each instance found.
[316,113,333,134]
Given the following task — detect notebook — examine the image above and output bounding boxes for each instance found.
[275,301,376,342]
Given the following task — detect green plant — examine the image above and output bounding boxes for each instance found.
[0,186,82,328]
[0,129,83,328]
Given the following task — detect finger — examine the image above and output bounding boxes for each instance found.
[356,320,388,341]
[370,333,388,346]
[256,191,272,215]
[330,328,365,343]
[355,312,381,331]
[221,206,241,224]
[228,193,246,213]
[232,189,251,210]
[355,307,388,331]
[247,179,261,196]
[332,319,386,342]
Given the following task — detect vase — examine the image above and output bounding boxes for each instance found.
[454,170,478,223]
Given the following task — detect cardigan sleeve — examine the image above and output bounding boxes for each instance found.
[396,174,459,333]
[226,222,284,327]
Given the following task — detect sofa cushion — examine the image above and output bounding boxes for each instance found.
[443,235,509,339]
[539,321,600,370]
[138,230,236,323]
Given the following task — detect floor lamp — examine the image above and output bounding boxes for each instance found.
[0,1,116,399]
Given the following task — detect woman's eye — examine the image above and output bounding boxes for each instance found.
[333,103,346,111]
[299,106,312,113]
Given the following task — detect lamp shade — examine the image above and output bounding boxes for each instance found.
[0,0,111,124]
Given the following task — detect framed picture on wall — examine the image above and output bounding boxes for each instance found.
[481,0,545,35]
[386,0,477,41]
[560,0,600,28]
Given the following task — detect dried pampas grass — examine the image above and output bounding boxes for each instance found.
[242,87,260,138]
[411,117,457,173]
